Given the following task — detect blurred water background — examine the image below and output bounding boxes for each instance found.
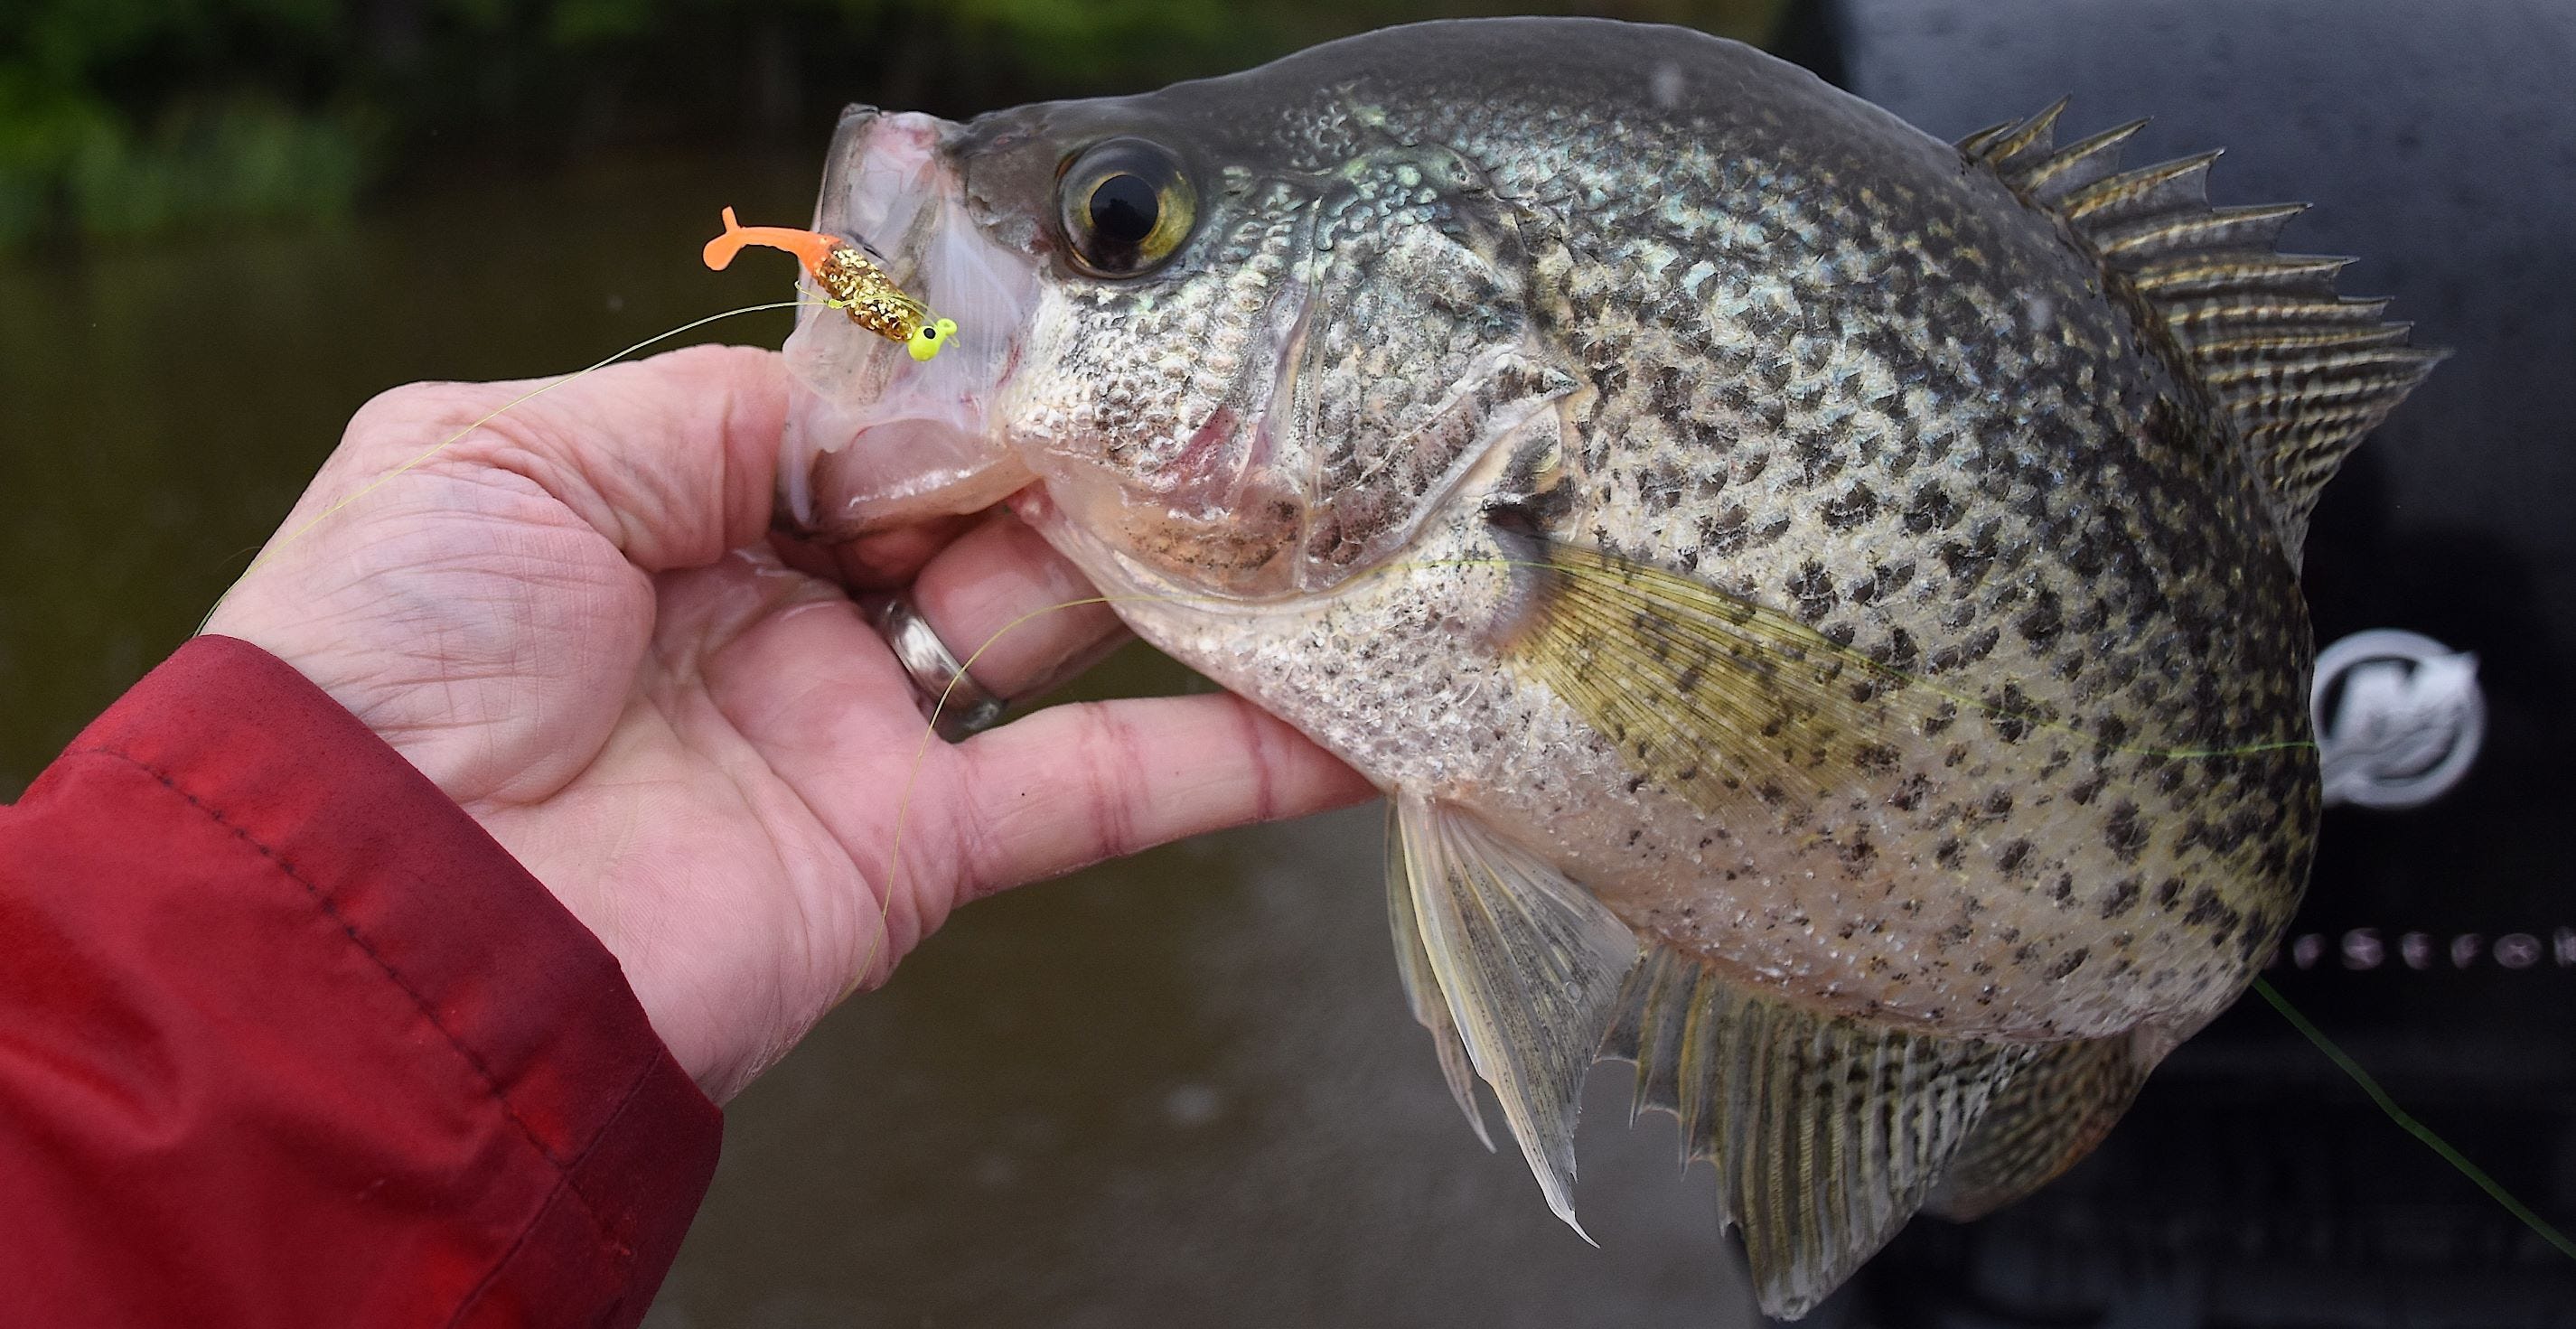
[2,2,1782,1324]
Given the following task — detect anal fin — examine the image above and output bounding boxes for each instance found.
[1604,947,2038,1319]
[1390,793,1640,1238]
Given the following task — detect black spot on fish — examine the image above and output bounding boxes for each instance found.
[1934,838,1964,869]
[1640,457,1687,514]
[1984,683,2039,744]
[1927,627,2002,676]
[1647,364,1688,416]
[1794,435,1845,486]
[2183,887,2241,938]
[1699,504,1750,556]
[2154,876,2186,909]
[1996,838,2032,874]
[1878,627,1920,671]
[2235,909,2274,964]
[1822,482,1880,530]
[1938,520,2002,591]
[1787,561,1838,621]
[2017,589,2065,649]
[2046,948,2090,980]
[2099,875,2142,919]
[2051,875,2075,905]
[2104,800,2149,863]
[1888,773,1930,811]
[1903,482,1962,534]
[2069,772,2106,805]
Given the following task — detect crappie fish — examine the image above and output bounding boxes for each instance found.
[774,18,2438,1315]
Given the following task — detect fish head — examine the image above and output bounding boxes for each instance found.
[778,107,1046,534]
[785,51,1569,598]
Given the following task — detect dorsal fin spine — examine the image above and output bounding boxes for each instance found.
[1961,104,2443,562]
[2094,201,2307,259]
[2127,252,2354,299]
[1980,96,2067,169]
[2017,118,2147,200]
[2192,323,2412,356]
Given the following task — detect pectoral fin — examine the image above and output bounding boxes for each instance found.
[1386,800,1494,1152]
[1503,538,1922,820]
[1391,794,1641,1237]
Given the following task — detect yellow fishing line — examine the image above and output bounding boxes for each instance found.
[193,283,2524,1249]
[851,588,1179,998]
[1403,554,2319,763]
[2253,978,2576,1261]
[199,296,827,632]
[861,566,2563,1266]
[851,542,2304,997]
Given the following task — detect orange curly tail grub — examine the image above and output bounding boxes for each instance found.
[701,206,839,279]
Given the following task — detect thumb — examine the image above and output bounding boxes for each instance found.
[336,343,794,574]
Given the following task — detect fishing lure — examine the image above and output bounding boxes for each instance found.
[703,206,957,361]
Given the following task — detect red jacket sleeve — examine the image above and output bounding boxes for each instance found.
[0,635,720,1327]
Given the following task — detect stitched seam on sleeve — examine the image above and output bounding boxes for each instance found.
[65,746,631,1245]
[443,1057,659,1329]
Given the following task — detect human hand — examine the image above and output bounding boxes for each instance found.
[204,345,1372,1100]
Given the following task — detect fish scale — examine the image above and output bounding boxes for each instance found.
[781,16,2438,1317]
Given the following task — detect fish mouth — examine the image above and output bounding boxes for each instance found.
[778,107,1044,539]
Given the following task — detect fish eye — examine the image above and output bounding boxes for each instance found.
[1057,137,1195,277]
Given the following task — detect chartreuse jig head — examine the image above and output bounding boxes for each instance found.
[703,207,957,361]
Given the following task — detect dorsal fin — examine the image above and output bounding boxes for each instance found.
[1962,105,2446,561]
[1922,1032,2156,1221]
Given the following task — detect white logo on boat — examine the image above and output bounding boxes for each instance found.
[2311,629,2485,810]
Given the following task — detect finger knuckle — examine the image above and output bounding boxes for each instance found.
[346,380,501,439]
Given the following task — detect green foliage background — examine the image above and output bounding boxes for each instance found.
[0,0,1786,250]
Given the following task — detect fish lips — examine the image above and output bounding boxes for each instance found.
[779,107,1044,538]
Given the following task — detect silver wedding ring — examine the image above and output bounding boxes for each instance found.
[872,593,1008,741]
